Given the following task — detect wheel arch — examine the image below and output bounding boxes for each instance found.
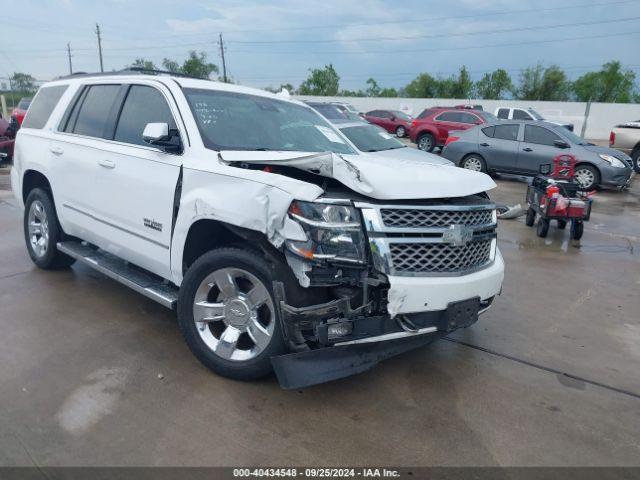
[22,169,52,204]
[181,219,266,273]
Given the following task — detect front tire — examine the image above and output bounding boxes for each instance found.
[177,247,286,381]
[574,164,600,190]
[23,188,75,270]
[536,218,550,238]
[632,150,640,173]
[525,208,536,226]
[396,126,406,138]
[417,133,435,152]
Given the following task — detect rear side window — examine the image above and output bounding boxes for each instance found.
[481,126,495,138]
[114,86,176,146]
[513,109,532,120]
[417,109,436,119]
[494,124,519,141]
[22,86,68,129]
[496,108,509,119]
[459,112,479,124]
[436,111,462,122]
[524,125,560,146]
[71,85,121,138]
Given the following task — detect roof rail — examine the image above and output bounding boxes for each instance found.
[55,68,208,81]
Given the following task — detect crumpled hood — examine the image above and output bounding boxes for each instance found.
[220,150,496,200]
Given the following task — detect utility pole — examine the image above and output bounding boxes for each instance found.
[67,42,73,75]
[95,23,104,72]
[219,33,227,83]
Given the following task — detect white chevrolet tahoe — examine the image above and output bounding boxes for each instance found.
[12,72,504,389]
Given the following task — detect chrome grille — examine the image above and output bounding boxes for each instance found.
[390,239,492,274]
[380,208,493,229]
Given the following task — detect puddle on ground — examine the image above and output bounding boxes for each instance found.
[56,367,129,436]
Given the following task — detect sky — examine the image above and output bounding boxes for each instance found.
[0,0,639,91]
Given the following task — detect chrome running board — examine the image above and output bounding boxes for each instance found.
[57,241,178,309]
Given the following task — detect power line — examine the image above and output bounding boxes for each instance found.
[230,15,640,44]
[172,0,640,36]
[13,13,638,56]
[228,29,640,55]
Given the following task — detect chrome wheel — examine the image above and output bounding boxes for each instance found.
[418,135,433,151]
[193,267,275,362]
[575,168,595,189]
[396,126,406,137]
[28,200,49,258]
[463,157,483,172]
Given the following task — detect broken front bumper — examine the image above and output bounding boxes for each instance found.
[271,295,494,389]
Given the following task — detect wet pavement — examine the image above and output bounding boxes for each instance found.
[0,177,639,467]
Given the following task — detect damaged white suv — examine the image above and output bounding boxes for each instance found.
[12,72,504,388]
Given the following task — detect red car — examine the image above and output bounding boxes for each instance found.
[11,97,32,128]
[363,109,413,138]
[409,108,496,152]
[0,116,15,162]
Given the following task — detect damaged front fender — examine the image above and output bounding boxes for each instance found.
[170,164,324,285]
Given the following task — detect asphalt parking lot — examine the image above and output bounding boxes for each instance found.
[0,167,639,467]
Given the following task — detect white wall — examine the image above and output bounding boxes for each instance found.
[295,95,640,140]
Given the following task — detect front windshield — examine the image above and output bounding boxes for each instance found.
[340,124,406,152]
[556,126,588,145]
[392,110,412,120]
[310,104,349,120]
[528,108,545,120]
[184,88,355,154]
[477,111,498,122]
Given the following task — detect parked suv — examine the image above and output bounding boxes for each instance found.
[12,73,504,389]
[409,108,497,152]
[364,109,412,137]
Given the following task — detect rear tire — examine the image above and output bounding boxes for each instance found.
[525,208,536,227]
[571,221,584,240]
[23,188,75,270]
[462,155,487,173]
[177,247,286,381]
[536,218,550,238]
[417,133,435,152]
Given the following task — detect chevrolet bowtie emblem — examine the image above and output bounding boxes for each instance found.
[442,224,474,247]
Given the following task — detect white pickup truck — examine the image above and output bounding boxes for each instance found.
[12,72,504,388]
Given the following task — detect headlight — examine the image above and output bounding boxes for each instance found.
[599,153,626,168]
[286,200,366,264]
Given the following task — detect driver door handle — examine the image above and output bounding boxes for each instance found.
[50,146,64,155]
[480,142,490,147]
[98,159,116,169]
[523,147,533,152]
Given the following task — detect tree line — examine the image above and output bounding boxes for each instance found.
[3,53,638,104]
[279,61,639,103]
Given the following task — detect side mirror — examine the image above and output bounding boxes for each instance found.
[142,122,182,153]
[554,139,570,149]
